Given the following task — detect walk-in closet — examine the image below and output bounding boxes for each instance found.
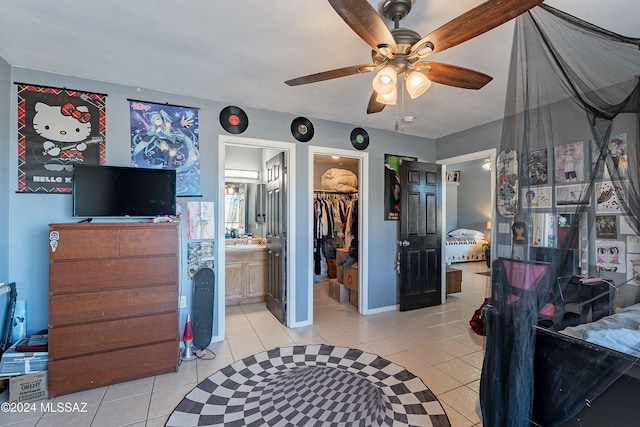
[313,154,360,311]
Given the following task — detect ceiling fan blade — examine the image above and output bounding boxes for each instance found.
[285,64,375,86]
[409,0,543,57]
[415,62,493,89]
[328,0,397,58]
[367,91,386,114]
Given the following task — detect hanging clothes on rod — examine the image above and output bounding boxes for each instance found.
[313,191,358,278]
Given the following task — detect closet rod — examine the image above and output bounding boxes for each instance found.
[313,189,358,194]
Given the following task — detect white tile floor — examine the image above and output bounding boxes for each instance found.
[2,261,489,427]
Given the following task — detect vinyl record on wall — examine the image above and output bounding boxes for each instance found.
[291,117,314,142]
[350,127,369,150]
[219,106,248,134]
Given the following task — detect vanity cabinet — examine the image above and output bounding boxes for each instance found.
[48,222,179,397]
[225,247,266,304]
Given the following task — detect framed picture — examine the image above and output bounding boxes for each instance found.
[555,183,590,207]
[554,141,584,184]
[446,171,461,183]
[595,215,617,239]
[627,254,640,286]
[608,133,628,173]
[627,235,640,254]
[620,216,636,234]
[595,240,626,273]
[522,186,551,208]
[596,181,625,213]
[512,221,528,246]
[524,149,548,185]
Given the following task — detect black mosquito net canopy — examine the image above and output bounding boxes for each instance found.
[480,4,640,426]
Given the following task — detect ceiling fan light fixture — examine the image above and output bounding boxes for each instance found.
[405,70,432,99]
[376,87,397,105]
[373,66,397,95]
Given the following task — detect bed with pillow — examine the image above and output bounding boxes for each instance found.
[445,228,489,264]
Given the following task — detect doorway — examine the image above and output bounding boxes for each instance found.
[308,146,369,322]
[438,149,496,297]
[215,136,297,342]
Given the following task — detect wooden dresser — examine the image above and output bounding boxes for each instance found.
[48,222,179,397]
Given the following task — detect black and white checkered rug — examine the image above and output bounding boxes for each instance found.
[166,344,450,427]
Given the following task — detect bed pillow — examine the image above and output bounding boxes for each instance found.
[448,228,486,238]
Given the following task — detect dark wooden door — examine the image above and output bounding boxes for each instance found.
[399,161,442,311]
[265,152,287,324]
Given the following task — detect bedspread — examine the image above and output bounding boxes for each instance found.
[445,236,488,264]
[560,303,640,358]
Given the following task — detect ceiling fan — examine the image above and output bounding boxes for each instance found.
[285,0,543,114]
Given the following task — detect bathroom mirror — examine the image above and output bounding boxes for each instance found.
[224,182,265,238]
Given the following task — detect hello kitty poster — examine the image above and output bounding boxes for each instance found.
[17,84,106,193]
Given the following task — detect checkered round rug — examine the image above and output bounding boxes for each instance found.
[166,344,450,427]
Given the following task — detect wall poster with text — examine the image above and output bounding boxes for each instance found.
[384,154,417,221]
[129,100,200,196]
[17,84,106,193]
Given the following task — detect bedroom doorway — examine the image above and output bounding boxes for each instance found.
[438,149,496,268]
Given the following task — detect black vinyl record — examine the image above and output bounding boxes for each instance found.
[350,127,369,150]
[291,117,314,142]
[219,106,248,134]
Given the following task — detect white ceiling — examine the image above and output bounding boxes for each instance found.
[0,1,638,139]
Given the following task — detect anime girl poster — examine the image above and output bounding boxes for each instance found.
[17,84,106,193]
[129,100,200,196]
[595,239,626,273]
[554,141,584,184]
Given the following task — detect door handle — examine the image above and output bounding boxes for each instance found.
[397,240,410,247]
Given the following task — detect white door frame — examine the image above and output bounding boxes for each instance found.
[214,135,297,342]
[307,146,369,321]
[437,148,497,291]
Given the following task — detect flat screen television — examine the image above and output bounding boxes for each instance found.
[72,165,177,218]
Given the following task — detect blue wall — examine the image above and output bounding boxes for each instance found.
[1,64,436,337]
[0,57,9,283]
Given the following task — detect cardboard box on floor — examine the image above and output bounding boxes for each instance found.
[344,263,358,291]
[328,279,349,303]
[327,258,337,279]
[1,371,48,403]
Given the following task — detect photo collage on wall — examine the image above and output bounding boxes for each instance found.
[589,133,636,276]
[499,133,638,275]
